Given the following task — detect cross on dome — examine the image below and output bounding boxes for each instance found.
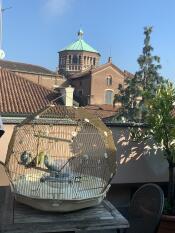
[78,29,84,39]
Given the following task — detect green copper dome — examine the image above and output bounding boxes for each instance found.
[60,30,100,54]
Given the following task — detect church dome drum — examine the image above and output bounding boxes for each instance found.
[58,30,100,76]
[4,104,116,212]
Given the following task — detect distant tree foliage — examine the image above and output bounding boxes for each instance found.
[114,26,163,122]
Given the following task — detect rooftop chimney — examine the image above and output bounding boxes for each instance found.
[63,85,74,107]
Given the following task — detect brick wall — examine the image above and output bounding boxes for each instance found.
[90,65,125,105]
[14,71,65,90]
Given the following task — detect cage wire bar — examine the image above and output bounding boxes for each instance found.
[4,104,116,212]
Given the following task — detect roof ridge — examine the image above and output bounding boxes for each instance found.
[0,59,55,74]
[69,62,126,80]
[80,39,84,50]
[91,62,125,76]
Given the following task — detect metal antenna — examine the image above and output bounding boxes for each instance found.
[109,47,111,57]
[0,0,12,59]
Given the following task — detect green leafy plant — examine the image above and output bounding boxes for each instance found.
[164,199,173,215]
[132,81,175,214]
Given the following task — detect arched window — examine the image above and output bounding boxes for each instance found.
[69,55,72,64]
[84,56,86,64]
[106,76,112,86]
[79,55,81,64]
[72,55,78,64]
[90,57,92,65]
[93,58,96,66]
[105,90,114,105]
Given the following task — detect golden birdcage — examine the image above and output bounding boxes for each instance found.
[4,104,116,212]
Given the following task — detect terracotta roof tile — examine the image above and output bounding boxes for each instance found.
[85,105,119,119]
[0,68,64,115]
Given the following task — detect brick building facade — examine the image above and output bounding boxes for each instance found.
[69,61,127,106]
[58,30,100,77]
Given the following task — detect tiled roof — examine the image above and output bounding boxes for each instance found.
[60,38,99,54]
[85,105,119,120]
[0,68,64,116]
[123,70,134,78]
[0,68,125,124]
[0,60,56,75]
[69,62,126,80]
[69,68,91,79]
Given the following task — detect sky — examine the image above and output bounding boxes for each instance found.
[1,0,175,82]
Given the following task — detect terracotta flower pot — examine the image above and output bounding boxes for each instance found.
[158,214,175,233]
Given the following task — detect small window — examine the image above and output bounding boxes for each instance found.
[72,55,78,64]
[106,76,112,86]
[105,90,114,105]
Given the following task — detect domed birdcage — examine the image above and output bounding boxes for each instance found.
[4,104,116,212]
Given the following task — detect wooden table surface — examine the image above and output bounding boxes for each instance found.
[0,186,129,233]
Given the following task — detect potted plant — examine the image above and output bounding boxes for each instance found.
[131,81,175,232]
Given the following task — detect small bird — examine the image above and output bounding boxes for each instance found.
[19,151,31,166]
[44,155,61,172]
[25,151,45,168]
[37,151,45,166]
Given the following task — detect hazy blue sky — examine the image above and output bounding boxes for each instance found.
[2,0,175,81]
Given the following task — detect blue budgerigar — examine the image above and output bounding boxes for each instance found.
[19,151,31,165]
[44,155,61,172]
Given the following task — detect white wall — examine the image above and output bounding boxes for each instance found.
[0,124,15,186]
[110,126,169,184]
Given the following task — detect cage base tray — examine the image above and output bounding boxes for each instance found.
[15,193,105,212]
